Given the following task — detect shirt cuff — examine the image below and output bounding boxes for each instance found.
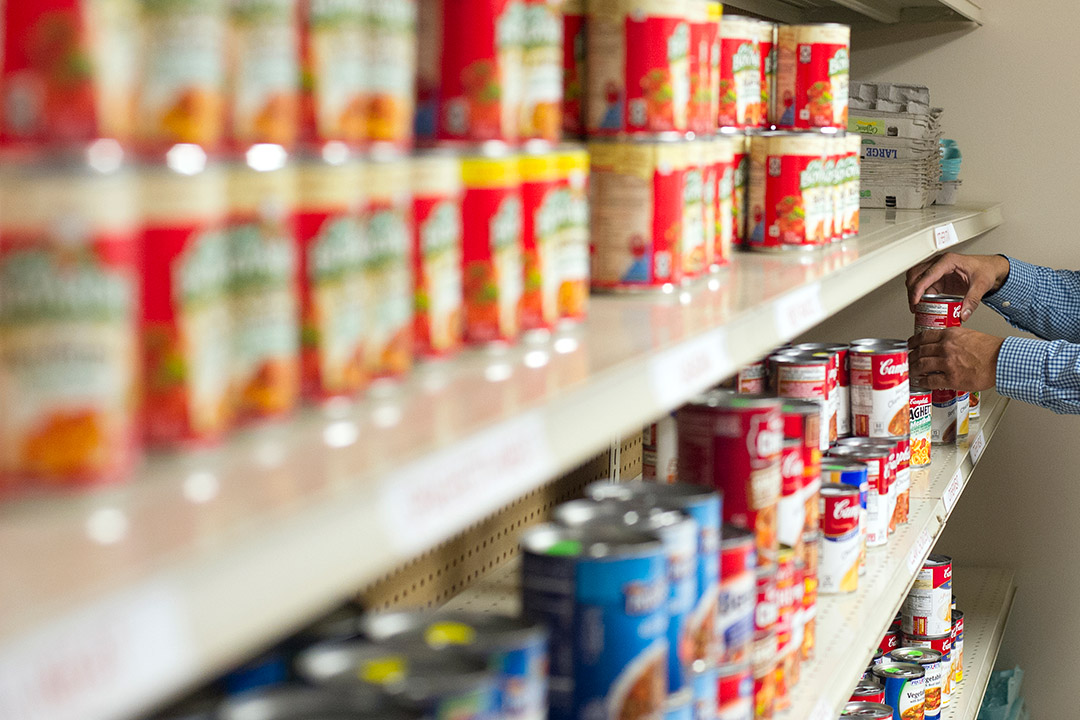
[983,256,1039,313]
[995,335,1045,406]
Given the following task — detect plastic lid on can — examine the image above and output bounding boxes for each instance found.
[871,661,925,681]
[889,647,943,665]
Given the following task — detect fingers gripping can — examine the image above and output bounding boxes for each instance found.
[818,483,860,594]
[889,648,944,720]
[872,662,926,720]
[903,554,953,636]
[914,294,963,334]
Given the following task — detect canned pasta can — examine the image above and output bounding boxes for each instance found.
[903,554,953,636]
[872,662,925,720]
[889,648,944,720]
[909,387,932,467]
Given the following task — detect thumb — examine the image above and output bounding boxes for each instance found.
[961,278,994,322]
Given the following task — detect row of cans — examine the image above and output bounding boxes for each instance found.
[0,142,590,490]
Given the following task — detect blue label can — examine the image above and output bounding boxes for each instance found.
[872,662,926,720]
[522,523,669,720]
[691,664,718,720]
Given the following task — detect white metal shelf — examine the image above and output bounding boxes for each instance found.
[724,0,983,24]
[0,203,1001,720]
[941,567,1016,720]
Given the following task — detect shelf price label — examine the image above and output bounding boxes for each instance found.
[970,429,987,464]
[907,528,935,574]
[648,328,730,408]
[934,222,960,250]
[774,282,826,339]
[943,467,964,514]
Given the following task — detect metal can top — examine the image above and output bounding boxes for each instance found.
[687,389,782,411]
[910,385,932,395]
[821,458,870,475]
[521,522,664,559]
[841,702,894,719]
[918,294,965,303]
[360,611,548,655]
[722,523,756,549]
[953,609,965,623]
[852,678,884,695]
[902,630,953,642]
[850,340,908,354]
[828,446,890,461]
[889,647,943,666]
[772,351,831,367]
[552,499,693,539]
[218,686,416,720]
[781,398,824,417]
[586,481,721,508]
[871,661,925,682]
[790,342,849,354]
[836,436,902,449]
[588,131,692,145]
[924,554,952,568]
[820,482,860,500]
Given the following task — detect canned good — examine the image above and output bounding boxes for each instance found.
[822,459,868,575]
[850,340,910,438]
[827,445,889,547]
[589,135,689,291]
[717,662,753,720]
[904,554,953,636]
[719,524,757,667]
[850,680,885,705]
[753,563,778,679]
[775,24,850,129]
[555,146,590,322]
[0,153,139,488]
[901,629,953,705]
[706,3,724,130]
[890,648,944,720]
[747,132,829,250]
[843,133,861,237]
[716,16,762,128]
[787,342,849,438]
[840,702,893,720]
[843,435,909,527]
[360,611,549,720]
[561,0,586,137]
[956,391,970,439]
[818,482,860,594]
[701,140,718,272]
[726,130,749,246]
[683,142,709,279]
[461,146,523,343]
[518,0,562,142]
[879,627,900,655]
[781,400,823,542]
[360,0,418,146]
[914,293,963,335]
[521,523,669,720]
[777,440,806,552]
[300,0,366,145]
[691,663,718,720]
[798,530,819,661]
[909,387,932,468]
[773,352,832,449]
[735,360,767,394]
[872,662,925,720]
[677,391,783,563]
[713,135,735,268]
[296,148,367,400]
[520,146,562,331]
[756,21,776,127]
[644,415,679,484]
[687,3,712,135]
[952,609,964,684]
[969,390,981,420]
[752,657,776,720]
[217,686,418,720]
[772,547,797,712]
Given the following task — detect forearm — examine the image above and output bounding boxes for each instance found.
[996,336,1080,414]
[984,257,1080,343]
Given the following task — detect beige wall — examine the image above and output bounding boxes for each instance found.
[804,2,1080,712]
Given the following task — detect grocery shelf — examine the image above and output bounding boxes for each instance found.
[724,0,983,24]
[941,567,1016,720]
[0,203,1000,720]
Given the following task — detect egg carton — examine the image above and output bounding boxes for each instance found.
[851,82,932,106]
[849,107,944,141]
[860,183,940,210]
[859,134,942,161]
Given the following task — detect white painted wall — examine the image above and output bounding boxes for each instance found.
[804,2,1080,712]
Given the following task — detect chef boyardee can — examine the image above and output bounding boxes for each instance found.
[890,647,944,720]
[840,702,893,719]
[872,662,925,720]
[522,523,669,720]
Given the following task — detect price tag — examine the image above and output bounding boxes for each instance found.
[380,413,554,554]
[970,430,987,464]
[943,467,964,514]
[774,282,826,339]
[648,328,730,408]
[0,585,193,720]
[907,529,935,574]
[934,223,960,250]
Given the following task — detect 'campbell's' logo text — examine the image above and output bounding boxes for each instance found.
[877,357,909,376]
[748,415,782,461]
[831,498,861,522]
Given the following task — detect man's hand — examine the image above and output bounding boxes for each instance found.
[906,253,1011,321]
[908,328,1005,391]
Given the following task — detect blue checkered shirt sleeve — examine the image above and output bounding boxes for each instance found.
[983,256,1080,413]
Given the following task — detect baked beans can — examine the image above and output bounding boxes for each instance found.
[361,0,417,146]
[776,440,805,552]
[747,131,830,250]
[520,145,562,331]
[910,387,932,468]
[718,524,757,667]
[586,0,691,135]
[717,663,753,720]
[691,664,718,720]
[561,0,585,138]
[872,663,925,720]
[850,680,886,706]
[461,146,523,343]
[890,648,944,720]
[518,0,562,142]
[361,150,414,377]
[437,0,524,143]
[713,134,735,269]
[555,145,590,322]
[1,1,139,148]
[716,16,761,128]
[775,24,850,129]
[411,150,465,359]
[773,352,832,450]
[755,21,776,128]
[644,414,679,484]
[521,523,669,720]
[818,482,860,594]
[969,390,981,420]
[589,135,688,291]
[300,0,366,145]
[296,148,367,401]
[843,132,861,237]
[828,445,889,547]
[683,142,708,279]
[139,150,232,446]
[677,392,783,563]
[903,554,952,637]
[914,293,963,335]
[726,129,749,246]
[135,0,228,151]
[851,340,911,438]
[0,153,139,489]
[840,702,893,719]
[951,610,964,685]
[822,458,867,574]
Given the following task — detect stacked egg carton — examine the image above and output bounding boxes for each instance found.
[849,82,944,209]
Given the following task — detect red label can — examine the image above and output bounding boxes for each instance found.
[727,130,749,246]
[850,681,886,705]
[903,554,953,636]
[753,656,777,720]
[713,134,735,268]
[754,563,778,683]
[519,0,563,143]
[777,440,805,552]
[851,342,911,438]
[774,546,796,654]
[773,352,833,450]
[915,293,964,334]
[555,146,590,322]
[747,131,829,249]
[776,23,850,129]
[520,148,561,331]
[688,2,714,135]
[879,627,901,655]
[561,0,585,137]
[818,483,860,594]
[461,148,523,343]
[682,143,708,280]
[716,16,761,128]
[718,663,754,720]
[361,0,417,147]
[799,529,819,661]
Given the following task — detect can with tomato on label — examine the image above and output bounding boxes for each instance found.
[677,391,783,564]
[360,0,417,147]
[299,0,366,146]
[0,151,139,490]
[910,387,932,468]
[412,150,464,359]
[520,145,562,331]
[296,146,367,401]
[716,16,761,128]
[851,340,910,438]
[818,483,860,594]
[969,391,981,420]
[776,24,850,129]
[562,0,586,138]
[589,135,688,291]
[555,145,590,322]
[755,21,776,128]
[747,131,829,250]
[587,0,691,135]
[461,145,523,343]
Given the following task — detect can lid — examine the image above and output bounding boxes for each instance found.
[871,662,925,681]
[820,457,870,474]
[781,398,824,416]
[521,522,664,558]
[919,293,965,303]
[840,701,894,718]
[828,445,890,460]
[910,385,932,394]
[889,647,943,665]
[924,553,952,567]
[820,481,860,498]
[953,609,965,621]
[790,342,849,354]
[586,481,721,508]
[772,351,831,366]
[686,389,782,410]
[850,340,908,353]
[359,611,548,654]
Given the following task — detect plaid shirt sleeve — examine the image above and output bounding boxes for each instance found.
[984,257,1080,413]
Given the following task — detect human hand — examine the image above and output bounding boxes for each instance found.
[906,253,1011,321]
[908,328,1005,391]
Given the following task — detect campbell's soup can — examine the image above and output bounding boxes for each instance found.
[788,342,849,437]
[561,0,585,138]
[747,131,830,249]
[903,554,953,636]
[776,440,805,553]
[952,609,964,685]
[843,133,861,237]
[683,141,709,279]
[437,0,524,143]
[828,444,890,546]
[716,16,761,128]
[718,524,757,666]
[841,702,893,719]
[522,523,668,720]
[822,459,868,575]
[772,547,795,658]
[713,135,735,268]
[519,0,563,143]
[956,392,970,439]
[850,680,886,706]
[851,340,910,438]
[818,483,860,594]
[644,414,679,484]
[775,23,850,129]
[586,0,691,135]
[755,21,776,127]
[461,146,523,344]
[914,293,963,335]
[555,146,591,322]
[781,400,822,536]
[910,387,932,468]
[295,148,368,401]
[677,391,782,563]
[840,435,908,527]
[872,662,925,720]
[773,352,832,450]
[880,627,900,655]
[520,145,562,331]
[299,0,366,145]
[726,129,750,246]
[902,630,953,706]
[718,662,753,720]
[589,135,689,291]
[0,153,139,489]
[735,360,767,394]
[361,0,418,147]
[890,648,944,720]
[411,150,465,359]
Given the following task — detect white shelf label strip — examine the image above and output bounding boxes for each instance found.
[775,282,826,339]
[907,528,935,574]
[648,328,730,408]
[943,467,964,514]
[934,222,960,250]
[970,429,987,464]
[380,412,555,555]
